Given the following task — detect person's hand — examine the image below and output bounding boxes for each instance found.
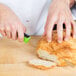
[0,4,26,42]
[44,0,76,43]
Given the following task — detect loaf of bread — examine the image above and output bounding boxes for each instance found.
[37,31,76,66]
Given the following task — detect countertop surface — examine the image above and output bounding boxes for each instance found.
[0,36,76,76]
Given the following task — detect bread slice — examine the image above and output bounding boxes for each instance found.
[28,59,56,70]
[37,31,76,66]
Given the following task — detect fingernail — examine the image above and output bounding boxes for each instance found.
[48,40,51,43]
[58,40,62,43]
[12,37,15,40]
[19,38,23,42]
[73,35,76,39]
[43,33,46,36]
[42,34,45,36]
[64,38,68,41]
[8,36,10,39]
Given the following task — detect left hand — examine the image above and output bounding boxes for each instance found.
[44,0,76,43]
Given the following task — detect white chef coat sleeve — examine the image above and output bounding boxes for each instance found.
[71,4,76,20]
[0,0,10,4]
[0,0,14,8]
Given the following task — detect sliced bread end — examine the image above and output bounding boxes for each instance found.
[28,59,56,70]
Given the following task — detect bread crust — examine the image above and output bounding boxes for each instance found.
[28,59,56,70]
[28,63,55,70]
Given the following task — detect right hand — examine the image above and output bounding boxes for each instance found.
[0,4,26,42]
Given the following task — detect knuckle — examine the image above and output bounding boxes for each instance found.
[11,25,15,30]
[6,27,11,32]
[57,25,61,29]
[66,24,71,29]
[0,26,4,31]
[23,27,26,31]
[0,28,4,31]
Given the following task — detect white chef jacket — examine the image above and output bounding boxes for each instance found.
[0,0,76,35]
[71,4,76,20]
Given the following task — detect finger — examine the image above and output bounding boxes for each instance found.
[6,31,11,38]
[64,21,71,41]
[43,31,46,36]
[23,26,26,33]
[43,27,47,36]
[5,25,11,38]
[17,25,24,42]
[71,20,76,38]
[46,16,57,42]
[0,33,3,39]
[12,30,17,40]
[0,26,6,36]
[10,24,17,40]
[0,31,5,37]
[43,23,47,36]
[57,19,63,43]
[46,25,54,42]
[5,30,11,38]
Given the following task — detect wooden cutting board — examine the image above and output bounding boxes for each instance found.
[0,36,76,76]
